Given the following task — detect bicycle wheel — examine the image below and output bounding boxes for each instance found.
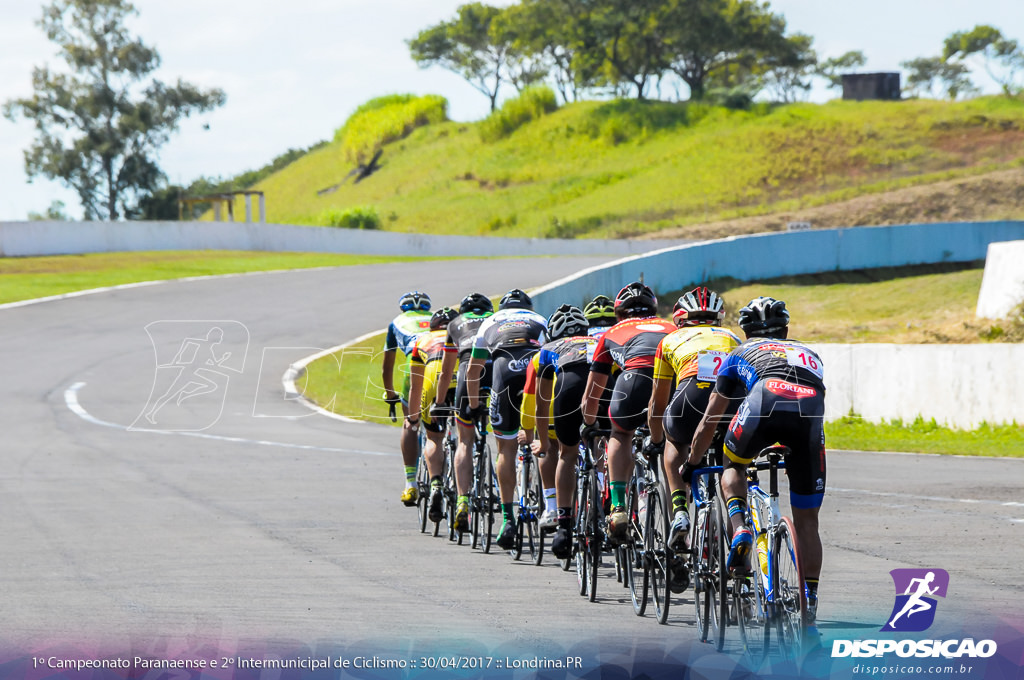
[470,447,484,549]
[587,468,601,602]
[712,496,729,652]
[529,458,544,566]
[693,503,714,642]
[773,516,806,657]
[416,453,429,533]
[626,477,648,616]
[734,568,769,666]
[649,485,672,625]
[575,475,589,597]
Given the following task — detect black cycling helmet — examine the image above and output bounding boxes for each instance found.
[614,282,657,318]
[583,295,616,327]
[499,288,533,310]
[738,296,790,337]
[547,304,589,341]
[429,306,458,331]
[459,292,493,315]
[398,290,431,312]
[673,286,726,327]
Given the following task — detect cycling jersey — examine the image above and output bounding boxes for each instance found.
[714,338,826,399]
[444,310,493,363]
[385,310,432,356]
[653,325,741,383]
[470,308,547,359]
[590,316,676,375]
[521,335,596,442]
[410,329,457,431]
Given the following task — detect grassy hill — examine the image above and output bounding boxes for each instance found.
[228,95,1024,239]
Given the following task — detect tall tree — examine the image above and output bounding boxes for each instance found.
[3,0,225,221]
[943,25,1024,96]
[759,32,818,102]
[408,3,512,111]
[816,50,867,90]
[661,0,792,101]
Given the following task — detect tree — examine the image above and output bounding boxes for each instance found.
[408,3,513,111]
[943,25,1024,96]
[816,50,867,90]
[28,200,70,221]
[901,56,976,99]
[2,0,225,221]
[661,0,793,101]
[759,32,818,102]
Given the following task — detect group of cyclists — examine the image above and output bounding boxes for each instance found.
[380,282,826,644]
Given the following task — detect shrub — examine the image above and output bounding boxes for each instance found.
[479,86,559,142]
[319,205,381,230]
[334,94,448,164]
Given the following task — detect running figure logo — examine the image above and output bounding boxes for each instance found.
[133,321,249,432]
[881,568,949,632]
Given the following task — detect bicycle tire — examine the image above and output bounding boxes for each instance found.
[471,445,484,549]
[734,570,769,665]
[416,453,429,534]
[587,467,601,603]
[650,484,671,625]
[773,515,806,657]
[627,476,649,616]
[575,474,589,597]
[529,456,544,566]
[713,496,729,652]
[693,503,714,642]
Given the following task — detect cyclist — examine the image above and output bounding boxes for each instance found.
[687,296,826,638]
[383,291,432,506]
[583,294,617,339]
[432,293,494,533]
[647,286,741,590]
[466,289,547,549]
[579,282,676,543]
[407,307,460,522]
[524,304,595,559]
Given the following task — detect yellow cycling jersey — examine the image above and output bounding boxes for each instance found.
[652,325,741,382]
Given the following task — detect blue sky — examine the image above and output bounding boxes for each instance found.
[1,0,1021,221]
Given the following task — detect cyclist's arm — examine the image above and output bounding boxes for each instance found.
[381,348,398,399]
[647,373,673,444]
[534,373,555,446]
[688,390,731,464]
[466,353,486,411]
[434,350,457,407]
[407,359,425,421]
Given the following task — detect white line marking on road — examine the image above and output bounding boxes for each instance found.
[64,382,394,456]
[831,486,1021,509]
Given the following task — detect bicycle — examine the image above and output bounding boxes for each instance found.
[575,429,608,602]
[510,444,544,565]
[470,415,498,553]
[438,411,463,544]
[691,459,730,652]
[624,427,673,624]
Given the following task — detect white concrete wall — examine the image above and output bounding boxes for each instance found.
[0,220,683,258]
[976,240,1024,319]
[816,344,1024,428]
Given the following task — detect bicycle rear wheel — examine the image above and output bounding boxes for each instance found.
[734,569,769,666]
[626,477,648,616]
[587,468,601,602]
[773,516,806,657]
[416,453,429,533]
[693,503,714,642]
[712,496,729,652]
[529,458,544,566]
[649,485,672,625]
[575,475,589,597]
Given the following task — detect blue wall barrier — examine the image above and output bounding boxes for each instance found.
[530,221,1024,316]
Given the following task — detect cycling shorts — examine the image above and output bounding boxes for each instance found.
[488,346,537,438]
[608,367,654,433]
[723,379,827,509]
[664,377,715,445]
[550,364,588,446]
[454,359,493,427]
[422,386,456,433]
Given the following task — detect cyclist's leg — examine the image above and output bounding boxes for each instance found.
[452,362,477,498]
[606,368,652,539]
[490,349,531,547]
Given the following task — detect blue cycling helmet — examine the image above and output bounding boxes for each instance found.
[399,290,431,312]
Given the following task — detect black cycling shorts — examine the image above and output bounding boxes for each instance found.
[608,367,654,433]
[723,379,827,510]
[454,359,492,426]
[550,365,588,446]
[423,386,456,434]
[664,377,714,445]
[488,346,537,438]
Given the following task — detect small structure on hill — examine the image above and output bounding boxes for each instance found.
[178,190,265,223]
[842,72,901,101]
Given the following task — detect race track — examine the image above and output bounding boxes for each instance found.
[1,257,1021,675]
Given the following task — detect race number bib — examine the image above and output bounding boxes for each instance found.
[785,347,823,380]
[696,350,728,382]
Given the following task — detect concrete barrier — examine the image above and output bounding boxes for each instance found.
[976,240,1024,319]
[0,220,684,258]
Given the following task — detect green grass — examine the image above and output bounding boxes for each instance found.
[826,414,1024,457]
[225,95,1024,238]
[0,251,450,305]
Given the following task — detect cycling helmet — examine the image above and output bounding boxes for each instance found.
[583,295,616,327]
[399,290,431,312]
[459,292,493,315]
[614,282,658,318]
[547,304,589,341]
[430,306,458,331]
[738,296,790,337]
[499,288,533,310]
[673,286,726,327]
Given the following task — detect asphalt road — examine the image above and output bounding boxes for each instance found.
[1,257,1020,677]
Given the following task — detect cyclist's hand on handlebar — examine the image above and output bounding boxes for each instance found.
[428,402,450,420]
[579,420,600,445]
[468,403,488,421]
[680,461,699,486]
[642,435,664,458]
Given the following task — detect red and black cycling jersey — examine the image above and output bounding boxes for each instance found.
[410,329,448,366]
[715,337,826,399]
[590,316,676,376]
[443,310,492,364]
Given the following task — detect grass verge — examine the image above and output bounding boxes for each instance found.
[0,251,453,305]
[826,414,1024,457]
